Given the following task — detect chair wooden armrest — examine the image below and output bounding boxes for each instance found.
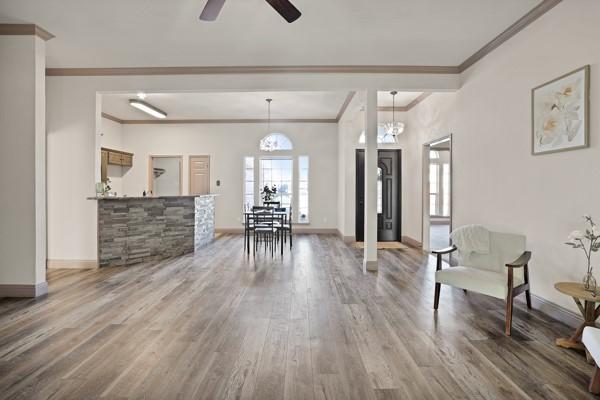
[432,245,457,256]
[432,245,457,271]
[505,251,532,268]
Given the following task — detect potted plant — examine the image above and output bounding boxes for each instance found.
[260,185,277,203]
[566,215,600,293]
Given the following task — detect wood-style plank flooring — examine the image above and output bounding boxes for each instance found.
[0,234,596,399]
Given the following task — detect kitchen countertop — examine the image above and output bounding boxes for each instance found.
[87,194,219,200]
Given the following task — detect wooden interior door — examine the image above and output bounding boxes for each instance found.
[189,156,210,195]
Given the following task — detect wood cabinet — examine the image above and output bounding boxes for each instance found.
[100,147,134,182]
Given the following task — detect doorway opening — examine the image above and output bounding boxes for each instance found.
[149,155,183,196]
[422,136,452,251]
[355,149,402,242]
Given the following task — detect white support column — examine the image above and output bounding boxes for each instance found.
[363,89,378,273]
[0,26,50,297]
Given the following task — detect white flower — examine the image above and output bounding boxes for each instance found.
[568,230,585,241]
[593,226,600,237]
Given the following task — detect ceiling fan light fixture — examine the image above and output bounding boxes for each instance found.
[129,99,167,119]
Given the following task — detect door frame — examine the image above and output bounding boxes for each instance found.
[189,155,211,195]
[355,149,402,242]
[421,135,452,251]
[148,155,183,196]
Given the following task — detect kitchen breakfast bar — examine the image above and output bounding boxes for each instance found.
[88,195,217,267]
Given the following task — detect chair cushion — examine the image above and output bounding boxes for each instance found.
[583,327,600,362]
[435,266,524,299]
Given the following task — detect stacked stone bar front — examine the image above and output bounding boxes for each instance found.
[96,195,216,267]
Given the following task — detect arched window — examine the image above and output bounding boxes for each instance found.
[260,133,293,151]
[358,126,396,144]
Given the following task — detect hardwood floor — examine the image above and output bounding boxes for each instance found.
[0,234,596,399]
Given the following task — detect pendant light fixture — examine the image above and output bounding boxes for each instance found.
[261,98,278,152]
[383,91,405,137]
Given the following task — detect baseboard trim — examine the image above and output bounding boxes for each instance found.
[401,236,422,248]
[363,260,378,272]
[515,294,581,329]
[336,230,356,243]
[295,228,337,234]
[47,259,98,269]
[216,228,338,235]
[215,228,244,234]
[0,282,48,298]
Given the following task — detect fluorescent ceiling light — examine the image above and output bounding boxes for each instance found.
[129,99,167,119]
[430,137,451,147]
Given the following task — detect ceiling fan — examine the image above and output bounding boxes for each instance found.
[199,0,301,23]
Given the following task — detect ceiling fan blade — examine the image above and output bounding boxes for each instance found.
[199,0,226,21]
[264,0,302,23]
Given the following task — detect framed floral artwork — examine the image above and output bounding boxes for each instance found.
[532,65,590,155]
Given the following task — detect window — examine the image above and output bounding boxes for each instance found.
[260,133,293,151]
[442,163,450,216]
[243,157,254,210]
[298,156,309,223]
[358,126,396,144]
[429,163,438,216]
[259,158,293,208]
[429,150,451,217]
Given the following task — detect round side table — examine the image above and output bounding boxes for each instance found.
[555,282,600,351]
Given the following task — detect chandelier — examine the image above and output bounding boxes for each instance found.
[260,98,278,152]
[383,91,405,137]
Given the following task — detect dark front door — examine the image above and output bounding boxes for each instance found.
[355,149,401,242]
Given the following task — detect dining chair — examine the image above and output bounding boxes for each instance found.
[276,206,293,248]
[253,210,278,256]
[244,211,255,254]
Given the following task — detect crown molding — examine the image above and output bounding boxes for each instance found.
[459,0,562,72]
[378,92,431,112]
[101,112,124,124]
[46,65,459,76]
[336,91,356,122]
[0,24,54,41]
[101,114,336,124]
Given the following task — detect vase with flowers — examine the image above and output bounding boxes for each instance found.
[565,215,600,294]
[260,185,277,203]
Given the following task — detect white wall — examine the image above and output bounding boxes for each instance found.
[0,35,46,287]
[119,122,338,229]
[403,0,600,312]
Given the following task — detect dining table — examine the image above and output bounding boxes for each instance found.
[243,210,288,255]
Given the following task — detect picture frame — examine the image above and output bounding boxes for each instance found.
[531,65,590,155]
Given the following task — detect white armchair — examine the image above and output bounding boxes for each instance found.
[432,229,532,335]
[583,327,600,393]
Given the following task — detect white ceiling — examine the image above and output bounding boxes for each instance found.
[0,0,541,68]
[102,91,351,120]
[377,91,422,108]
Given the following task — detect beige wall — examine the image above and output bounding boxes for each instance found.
[404,0,600,312]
